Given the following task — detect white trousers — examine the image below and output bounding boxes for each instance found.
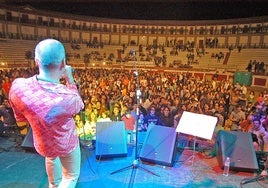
[45,145,81,188]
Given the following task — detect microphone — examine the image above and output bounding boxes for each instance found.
[71,67,76,73]
[64,65,75,74]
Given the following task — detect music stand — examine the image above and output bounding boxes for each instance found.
[176,111,217,166]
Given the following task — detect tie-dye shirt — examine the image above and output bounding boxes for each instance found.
[9,75,84,157]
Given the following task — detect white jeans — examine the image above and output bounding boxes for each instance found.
[45,145,81,188]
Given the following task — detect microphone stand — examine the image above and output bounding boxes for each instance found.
[110,50,159,184]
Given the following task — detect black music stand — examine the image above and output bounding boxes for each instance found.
[176,111,217,166]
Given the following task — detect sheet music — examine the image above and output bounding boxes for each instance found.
[176,111,217,140]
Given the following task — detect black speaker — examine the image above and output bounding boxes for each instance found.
[216,130,259,172]
[139,125,177,167]
[21,127,36,152]
[95,121,127,159]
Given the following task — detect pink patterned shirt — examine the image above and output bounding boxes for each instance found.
[9,76,84,157]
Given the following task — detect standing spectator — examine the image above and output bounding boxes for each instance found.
[121,107,136,143]
[0,84,5,105]
[246,60,253,72]
[229,105,246,131]
[249,118,268,151]
[229,88,243,115]
[97,110,111,122]
[239,113,254,132]
[223,89,231,114]
[254,61,260,73]
[263,90,268,105]
[213,113,225,139]
[247,90,256,104]
[1,77,12,97]
[143,105,161,130]
[0,98,22,137]
[109,104,122,121]
[215,104,228,127]
[159,105,174,127]
[9,39,84,188]
[121,106,135,131]
[238,89,247,109]
[173,108,183,129]
[240,84,248,96]
[255,96,267,116]
[262,115,268,131]
[260,62,265,75]
[137,112,146,131]
[150,95,161,116]
[200,103,214,116]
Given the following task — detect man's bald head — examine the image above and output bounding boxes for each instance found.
[35,39,66,69]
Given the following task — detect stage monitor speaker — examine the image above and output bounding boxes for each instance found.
[95,121,127,159]
[139,125,177,167]
[21,127,36,152]
[216,130,259,172]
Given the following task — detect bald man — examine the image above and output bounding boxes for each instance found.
[9,39,84,188]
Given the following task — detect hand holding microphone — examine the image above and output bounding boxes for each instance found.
[62,65,75,84]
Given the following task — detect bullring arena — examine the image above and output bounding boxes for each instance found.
[1,2,268,188]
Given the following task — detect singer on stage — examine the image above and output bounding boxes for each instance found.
[9,39,84,188]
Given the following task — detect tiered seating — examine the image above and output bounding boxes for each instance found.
[1,39,267,73]
[228,49,268,71]
[194,48,233,72]
[0,39,36,68]
[64,44,157,68]
[171,48,268,73]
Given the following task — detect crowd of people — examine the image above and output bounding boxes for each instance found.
[73,68,268,150]
[0,64,267,147]
[1,65,268,151]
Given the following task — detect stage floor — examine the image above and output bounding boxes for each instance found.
[0,132,267,188]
